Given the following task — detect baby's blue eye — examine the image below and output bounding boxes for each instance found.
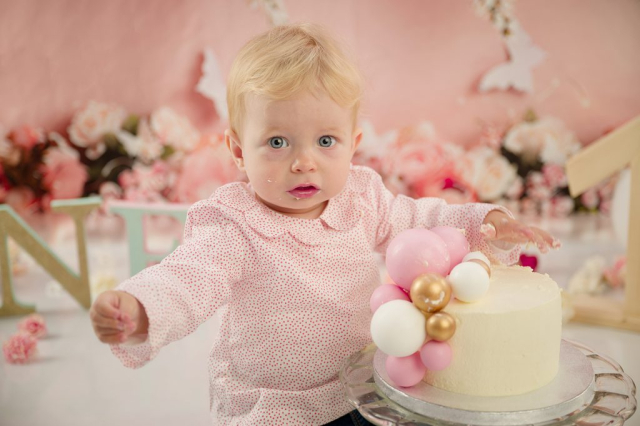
[318,136,336,148]
[268,137,288,149]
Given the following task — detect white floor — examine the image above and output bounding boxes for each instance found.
[0,214,638,426]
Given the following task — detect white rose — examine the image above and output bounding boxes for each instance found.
[503,117,581,165]
[568,256,606,295]
[464,147,517,201]
[68,101,126,159]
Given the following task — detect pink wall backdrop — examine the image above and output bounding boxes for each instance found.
[1,0,639,145]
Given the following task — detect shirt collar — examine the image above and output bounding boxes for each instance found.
[214,169,366,245]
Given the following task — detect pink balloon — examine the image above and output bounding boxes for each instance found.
[370,284,411,313]
[386,229,450,290]
[430,226,470,273]
[385,352,426,387]
[420,340,452,371]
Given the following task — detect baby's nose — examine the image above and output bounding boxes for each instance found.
[291,153,317,173]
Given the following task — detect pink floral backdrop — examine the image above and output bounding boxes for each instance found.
[1,0,637,220]
[0,102,614,221]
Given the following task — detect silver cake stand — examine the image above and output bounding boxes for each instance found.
[339,339,637,425]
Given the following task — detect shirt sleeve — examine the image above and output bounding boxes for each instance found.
[109,200,237,368]
[371,171,521,265]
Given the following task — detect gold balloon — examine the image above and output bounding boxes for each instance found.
[410,273,452,313]
[426,312,456,341]
[467,259,491,277]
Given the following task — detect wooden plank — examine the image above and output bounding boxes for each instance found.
[566,116,640,197]
[623,156,640,319]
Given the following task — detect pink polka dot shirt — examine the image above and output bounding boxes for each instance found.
[110,165,520,425]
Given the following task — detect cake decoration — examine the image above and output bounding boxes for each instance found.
[371,226,493,387]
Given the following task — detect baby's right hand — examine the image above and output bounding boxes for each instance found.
[90,290,148,344]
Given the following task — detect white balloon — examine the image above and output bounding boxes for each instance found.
[611,169,630,248]
[370,300,426,357]
[448,262,490,303]
[462,251,490,265]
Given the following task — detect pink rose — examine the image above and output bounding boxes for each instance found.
[41,148,88,200]
[171,142,243,203]
[5,187,37,216]
[542,164,567,189]
[9,125,44,150]
[551,196,575,217]
[18,314,47,338]
[3,333,38,364]
[412,167,477,204]
[580,189,599,210]
[603,256,626,288]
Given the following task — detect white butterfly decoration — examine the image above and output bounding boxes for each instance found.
[478,21,546,94]
[247,0,289,26]
[196,48,228,122]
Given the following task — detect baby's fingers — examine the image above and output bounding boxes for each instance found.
[96,330,129,344]
[91,312,124,331]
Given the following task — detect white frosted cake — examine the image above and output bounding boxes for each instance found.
[423,265,562,396]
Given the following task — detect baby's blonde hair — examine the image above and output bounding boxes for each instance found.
[227,23,363,136]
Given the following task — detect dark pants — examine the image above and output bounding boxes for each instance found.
[323,409,375,425]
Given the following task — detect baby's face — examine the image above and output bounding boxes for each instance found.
[226,90,361,219]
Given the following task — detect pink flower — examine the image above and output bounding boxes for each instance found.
[171,142,243,203]
[542,164,567,189]
[603,256,626,288]
[526,172,552,201]
[551,196,575,217]
[476,123,504,150]
[9,125,44,150]
[41,148,88,200]
[3,333,38,364]
[580,189,599,210]
[5,187,37,216]
[519,254,538,271]
[68,101,127,159]
[18,314,47,338]
[411,166,477,204]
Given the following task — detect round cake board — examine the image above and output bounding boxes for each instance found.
[373,340,595,425]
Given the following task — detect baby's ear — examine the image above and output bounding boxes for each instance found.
[351,127,363,154]
[225,129,245,171]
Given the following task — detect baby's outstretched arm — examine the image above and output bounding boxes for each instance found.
[90,290,149,344]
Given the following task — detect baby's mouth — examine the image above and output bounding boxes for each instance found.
[288,184,320,199]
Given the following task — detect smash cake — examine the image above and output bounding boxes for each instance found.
[369,226,563,398]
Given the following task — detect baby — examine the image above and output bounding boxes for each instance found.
[90,24,557,426]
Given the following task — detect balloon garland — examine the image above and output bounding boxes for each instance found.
[370,226,492,387]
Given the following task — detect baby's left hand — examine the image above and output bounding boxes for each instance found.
[480,210,560,253]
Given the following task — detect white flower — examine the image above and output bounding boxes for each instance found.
[150,107,200,153]
[90,272,119,300]
[68,101,127,160]
[568,256,606,295]
[117,119,164,163]
[504,117,581,164]
[462,147,517,201]
[48,132,80,160]
[358,121,398,163]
